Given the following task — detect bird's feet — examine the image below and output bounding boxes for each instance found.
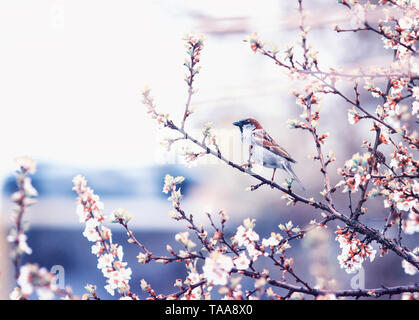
[248,182,266,191]
[269,179,275,189]
[240,162,253,170]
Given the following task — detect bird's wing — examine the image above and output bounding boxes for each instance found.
[252,129,296,163]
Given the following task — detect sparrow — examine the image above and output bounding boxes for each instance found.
[233,118,305,190]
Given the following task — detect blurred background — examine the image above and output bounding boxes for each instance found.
[0,0,417,299]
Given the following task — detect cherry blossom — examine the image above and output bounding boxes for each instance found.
[336,227,377,274]
[15,156,36,174]
[202,251,234,286]
[110,208,133,224]
[402,248,419,276]
[72,175,133,298]
[233,252,250,270]
[17,264,59,300]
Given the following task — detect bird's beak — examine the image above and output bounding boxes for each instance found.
[233,121,241,127]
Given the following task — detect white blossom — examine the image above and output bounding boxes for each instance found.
[202,251,233,286]
[233,252,250,270]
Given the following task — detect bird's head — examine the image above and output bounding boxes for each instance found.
[233,118,262,133]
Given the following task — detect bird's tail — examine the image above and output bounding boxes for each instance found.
[284,163,305,191]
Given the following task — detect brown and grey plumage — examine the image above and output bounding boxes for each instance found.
[233,118,305,190]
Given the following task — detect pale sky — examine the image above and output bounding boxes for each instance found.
[0,0,371,176]
[0,0,286,173]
